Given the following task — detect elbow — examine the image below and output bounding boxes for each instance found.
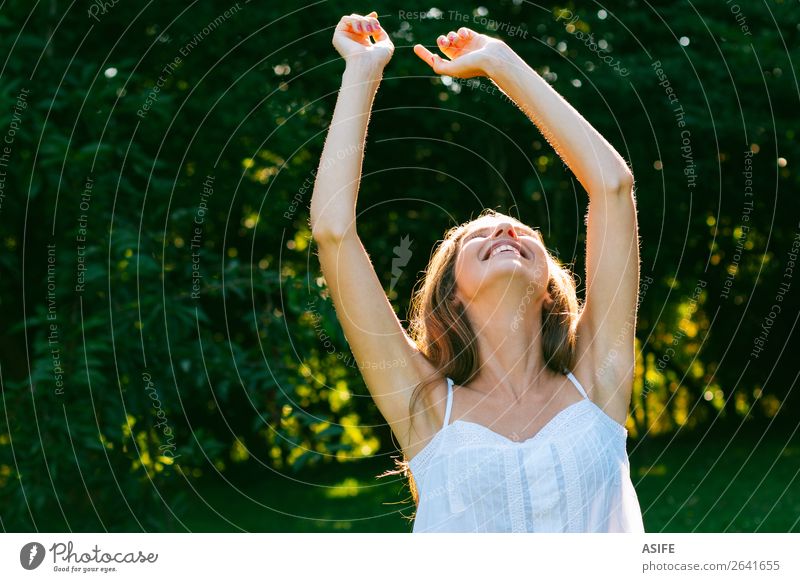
[611,167,633,196]
[617,169,635,196]
[310,189,356,244]
[310,206,346,244]
[311,222,354,245]
[311,222,341,244]
[592,168,634,199]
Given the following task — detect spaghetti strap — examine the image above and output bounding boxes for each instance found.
[442,377,454,429]
[566,371,589,400]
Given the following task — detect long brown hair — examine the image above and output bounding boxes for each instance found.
[378,209,581,514]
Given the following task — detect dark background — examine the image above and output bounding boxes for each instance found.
[0,0,797,532]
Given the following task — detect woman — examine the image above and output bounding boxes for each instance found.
[310,11,644,533]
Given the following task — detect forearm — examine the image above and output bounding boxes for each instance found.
[310,61,383,241]
[487,44,633,196]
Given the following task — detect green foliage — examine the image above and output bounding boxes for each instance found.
[0,0,797,531]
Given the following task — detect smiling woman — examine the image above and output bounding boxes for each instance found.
[402,210,582,429]
[310,11,642,533]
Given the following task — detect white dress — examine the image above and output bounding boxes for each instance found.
[408,372,645,532]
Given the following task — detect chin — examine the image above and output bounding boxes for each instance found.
[468,267,547,300]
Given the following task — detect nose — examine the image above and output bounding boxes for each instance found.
[491,222,518,239]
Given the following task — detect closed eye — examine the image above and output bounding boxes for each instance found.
[463,226,540,242]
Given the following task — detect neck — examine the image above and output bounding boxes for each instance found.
[463,288,554,400]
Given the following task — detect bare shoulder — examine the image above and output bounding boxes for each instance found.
[394,373,450,462]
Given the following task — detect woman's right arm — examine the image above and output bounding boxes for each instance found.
[310,13,438,449]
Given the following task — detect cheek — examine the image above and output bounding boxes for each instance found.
[520,247,551,297]
[453,249,484,294]
[453,252,471,287]
[532,249,550,281]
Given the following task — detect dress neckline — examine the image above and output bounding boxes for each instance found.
[452,399,589,445]
[407,397,626,469]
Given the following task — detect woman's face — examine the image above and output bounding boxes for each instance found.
[452,216,550,305]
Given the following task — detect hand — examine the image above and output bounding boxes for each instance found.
[333,11,394,70]
[413,27,509,78]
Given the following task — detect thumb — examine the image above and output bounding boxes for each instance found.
[413,44,455,75]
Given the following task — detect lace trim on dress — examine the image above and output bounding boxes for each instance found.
[504,448,526,533]
[561,433,584,532]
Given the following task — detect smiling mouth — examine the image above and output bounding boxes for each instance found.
[489,245,522,259]
[482,240,530,261]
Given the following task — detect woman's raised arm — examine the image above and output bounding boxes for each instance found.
[310,13,439,451]
[311,12,392,241]
[414,29,639,423]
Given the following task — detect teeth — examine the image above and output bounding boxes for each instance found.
[489,244,520,258]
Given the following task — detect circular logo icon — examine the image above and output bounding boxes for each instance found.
[20,542,46,570]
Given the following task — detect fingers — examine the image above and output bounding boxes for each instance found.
[413,44,436,66]
[413,44,455,76]
[423,27,476,71]
[437,27,474,50]
[371,24,390,42]
[340,13,382,37]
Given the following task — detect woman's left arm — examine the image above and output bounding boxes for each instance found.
[416,30,640,413]
[488,47,634,194]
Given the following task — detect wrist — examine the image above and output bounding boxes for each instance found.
[483,41,522,80]
[343,57,386,83]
